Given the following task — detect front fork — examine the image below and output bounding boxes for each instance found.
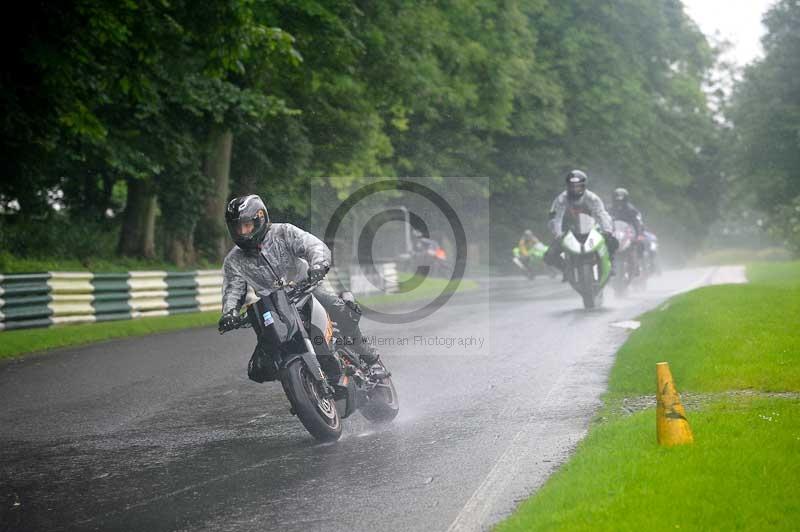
[565,253,603,284]
[278,338,335,398]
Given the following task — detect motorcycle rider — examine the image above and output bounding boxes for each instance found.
[513,229,548,276]
[217,194,380,367]
[610,188,645,236]
[610,187,645,273]
[514,229,545,259]
[517,230,544,256]
[412,228,439,256]
[543,170,618,276]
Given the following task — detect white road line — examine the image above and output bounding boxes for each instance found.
[678,266,717,294]
[446,361,580,532]
[247,413,269,424]
[447,267,717,532]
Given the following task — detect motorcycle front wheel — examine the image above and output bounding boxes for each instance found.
[360,362,400,423]
[281,359,342,442]
[612,268,629,297]
[580,263,597,309]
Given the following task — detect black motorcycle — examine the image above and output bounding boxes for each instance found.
[221,278,399,442]
[611,220,639,297]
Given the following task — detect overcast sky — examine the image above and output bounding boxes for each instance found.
[683,0,777,66]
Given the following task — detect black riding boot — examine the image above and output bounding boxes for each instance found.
[543,237,566,281]
[350,326,380,365]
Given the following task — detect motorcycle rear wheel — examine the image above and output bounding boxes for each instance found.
[281,359,342,442]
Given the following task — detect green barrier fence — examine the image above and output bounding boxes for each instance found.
[0,270,223,331]
[0,264,395,332]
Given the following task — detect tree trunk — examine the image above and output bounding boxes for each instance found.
[118,178,157,259]
[166,227,196,268]
[101,173,115,217]
[199,126,233,263]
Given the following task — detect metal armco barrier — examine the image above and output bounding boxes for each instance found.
[347,263,399,295]
[0,264,397,332]
[0,271,222,331]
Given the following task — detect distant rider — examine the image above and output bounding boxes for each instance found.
[516,230,545,256]
[543,170,618,276]
[610,187,646,273]
[514,230,547,261]
[412,229,439,256]
[609,188,645,236]
[217,194,380,366]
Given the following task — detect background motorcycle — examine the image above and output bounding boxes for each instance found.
[560,213,612,309]
[399,234,452,278]
[611,220,638,297]
[221,278,399,442]
[641,231,661,276]
[512,242,557,280]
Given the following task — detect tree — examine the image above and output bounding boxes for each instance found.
[1,0,725,268]
[727,0,800,254]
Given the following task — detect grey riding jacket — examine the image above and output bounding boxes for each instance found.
[221,223,331,314]
[548,190,614,237]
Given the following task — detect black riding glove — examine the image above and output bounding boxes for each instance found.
[308,263,329,283]
[345,298,362,316]
[218,309,239,333]
[602,232,619,254]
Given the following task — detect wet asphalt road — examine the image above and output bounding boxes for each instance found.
[0,269,717,532]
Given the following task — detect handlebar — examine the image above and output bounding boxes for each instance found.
[285,278,322,302]
[219,277,324,335]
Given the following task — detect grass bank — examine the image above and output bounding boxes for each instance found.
[0,312,220,361]
[359,273,479,307]
[498,261,800,531]
[0,251,219,273]
[688,246,791,267]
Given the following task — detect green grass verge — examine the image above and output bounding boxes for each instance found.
[359,274,478,306]
[498,396,800,532]
[609,281,800,396]
[0,312,219,360]
[688,247,791,266]
[747,260,800,288]
[497,261,800,531]
[0,251,220,273]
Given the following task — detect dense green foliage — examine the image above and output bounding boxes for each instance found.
[727,0,800,255]
[0,250,204,274]
[1,1,725,269]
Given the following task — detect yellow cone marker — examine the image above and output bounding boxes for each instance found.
[656,362,694,446]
